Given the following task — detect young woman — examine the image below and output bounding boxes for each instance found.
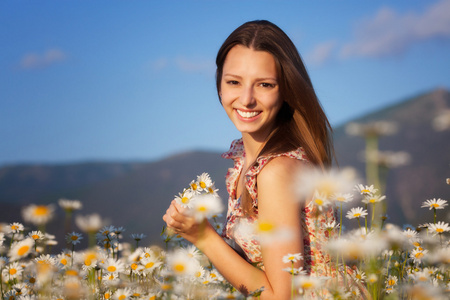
[163,20,335,299]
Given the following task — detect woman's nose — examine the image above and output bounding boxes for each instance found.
[239,86,256,107]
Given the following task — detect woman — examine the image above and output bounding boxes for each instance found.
[163,20,335,299]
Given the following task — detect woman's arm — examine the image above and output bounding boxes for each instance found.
[162,156,305,299]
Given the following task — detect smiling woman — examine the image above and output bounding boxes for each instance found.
[163,20,337,299]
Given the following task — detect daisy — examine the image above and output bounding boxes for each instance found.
[130,233,146,241]
[346,207,368,219]
[174,189,196,209]
[282,267,307,275]
[362,194,386,204]
[166,249,197,277]
[331,192,354,203]
[8,238,34,261]
[101,258,125,274]
[75,213,104,233]
[190,194,223,222]
[27,230,44,241]
[2,261,23,280]
[0,256,9,268]
[353,268,366,283]
[140,256,162,275]
[282,253,303,263]
[296,167,357,201]
[21,204,55,225]
[324,220,339,231]
[421,198,448,210]
[102,271,120,286]
[113,288,132,300]
[9,222,24,233]
[58,198,82,211]
[355,184,378,196]
[428,221,450,236]
[410,248,428,264]
[310,191,330,211]
[197,172,213,191]
[385,275,398,287]
[294,275,324,291]
[66,232,83,245]
[403,228,418,240]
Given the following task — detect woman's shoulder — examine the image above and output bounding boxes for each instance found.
[257,155,307,183]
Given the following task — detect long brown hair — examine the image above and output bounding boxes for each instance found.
[216,20,334,213]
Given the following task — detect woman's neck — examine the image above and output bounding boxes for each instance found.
[241,134,266,166]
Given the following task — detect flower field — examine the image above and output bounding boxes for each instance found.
[0,168,448,300]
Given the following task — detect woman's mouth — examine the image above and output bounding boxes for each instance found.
[236,109,261,118]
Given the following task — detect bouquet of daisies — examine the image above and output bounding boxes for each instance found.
[173,172,223,222]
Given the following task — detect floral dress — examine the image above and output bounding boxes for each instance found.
[221,138,337,276]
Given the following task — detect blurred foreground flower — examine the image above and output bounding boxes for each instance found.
[22,204,55,226]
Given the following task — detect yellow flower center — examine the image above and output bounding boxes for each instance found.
[436,228,444,233]
[118,295,126,300]
[258,222,274,232]
[211,273,217,278]
[145,262,154,269]
[71,235,79,241]
[29,277,36,284]
[32,234,40,240]
[200,182,206,189]
[208,187,214,193]
[11,225,19,230]
[314,198,324,206]
[388,279,396,285]
[195,271,202,277]
[9,269,17,275]
[150,296,156,300]
[66,270,78,276]
[85,259,92,266]
[104,293,111,299]
[161,284,172,291]
[354,213,361,217]
[174,263,185,273]
[415,252,424,259]
[361,189,370,193]
[17,245,30,256]
[107,266,117,272]
[181,197,189,204]
[191,183,198,190]
[61,258,67,265]
[431,203,439,208]
[34,206,49,216]
[131,263,138,270]
[336,197,345,202]
[197,206,207,212]
[301,282,314,289]
[356,274,362,279]
[369,198,376,203]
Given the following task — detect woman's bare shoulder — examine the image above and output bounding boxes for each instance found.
[258,155,310,182]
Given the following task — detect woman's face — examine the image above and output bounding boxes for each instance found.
[220,45,282,141]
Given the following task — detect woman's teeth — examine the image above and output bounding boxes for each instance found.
[237,110,260,118]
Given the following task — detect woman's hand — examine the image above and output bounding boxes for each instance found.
[162,200,208,245]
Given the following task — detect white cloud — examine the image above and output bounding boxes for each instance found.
[19,48,67,69]
[174,56,215,74]
[340,0,450,58]
[305,40,337,66]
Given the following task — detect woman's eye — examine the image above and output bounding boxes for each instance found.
[227,80,239,85]
[260,82,275,88]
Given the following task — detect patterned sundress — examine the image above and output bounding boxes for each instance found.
[221,138,337,276]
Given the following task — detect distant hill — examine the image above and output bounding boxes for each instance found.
[0,88,449,249]
[334,88,450,225]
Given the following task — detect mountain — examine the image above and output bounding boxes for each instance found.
[0,88,449,249]
[334,88,450,225]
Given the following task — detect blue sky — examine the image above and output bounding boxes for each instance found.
[1,0,449,166]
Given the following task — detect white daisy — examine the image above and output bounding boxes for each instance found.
[355,184,378,196]
[310,191,330,211]
[190,193,223,222]
[21,204,55,225]
[362,194,386,204]
[9,222,24,233]
[75,213,104,233]
[101,258,125,274]
[58,198,82,211]
[346,207,368,219]
[421,198,448,210]
[65,232,83,245]
[282,253,303,263]
[174,189,196,209]
[27,230,44,241]
[197,172,213,191]
[428,221,450,236]
[8,238,34,261]
[331,192,354,203]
